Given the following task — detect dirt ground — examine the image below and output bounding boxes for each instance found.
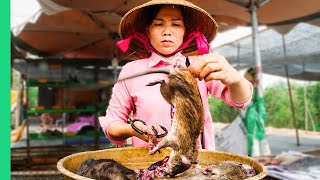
[214,122,320,156]
[265,126,320,139]
[214,122,320,139]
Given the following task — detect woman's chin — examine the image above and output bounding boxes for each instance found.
[157,49,178,56]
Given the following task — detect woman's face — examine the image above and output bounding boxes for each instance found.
[147,5,185,56]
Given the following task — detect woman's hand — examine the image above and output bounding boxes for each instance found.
[151,123,166,143]
[131,120,150,142]
[188,52,252,104]
[188,52,241,85]
[131,121,165,143]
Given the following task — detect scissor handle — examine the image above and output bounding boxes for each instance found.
[152,125,168,138]
[131,119,147,135]
[130,119,168,138]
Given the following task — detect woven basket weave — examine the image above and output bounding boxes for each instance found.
[57,147,267,180]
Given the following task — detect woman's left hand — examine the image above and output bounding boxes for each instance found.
[188,52,241,85]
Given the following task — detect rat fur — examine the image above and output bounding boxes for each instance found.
[202,161,248,180]
[120,66,204,177]
[76,158,137,180]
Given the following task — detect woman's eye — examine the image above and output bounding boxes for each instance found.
[173,24,182,27]
[154,24,162,26]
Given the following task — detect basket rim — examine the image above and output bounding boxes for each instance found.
[57,147,268,180]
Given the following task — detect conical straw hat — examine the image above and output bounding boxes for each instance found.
[119,0,218,59]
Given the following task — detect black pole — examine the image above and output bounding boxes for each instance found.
[282,35,300,146]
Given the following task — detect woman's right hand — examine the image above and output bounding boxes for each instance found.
[107,121,149,142]
[151,123,166,143]
[131,122,166,144]
[108,120,164,144]
[131,120,150,142]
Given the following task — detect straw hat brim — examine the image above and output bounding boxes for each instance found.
[119,0,218,59]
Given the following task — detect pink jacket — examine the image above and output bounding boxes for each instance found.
[99,52,252,150]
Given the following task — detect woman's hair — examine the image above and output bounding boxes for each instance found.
[244,67,256,83]
[143,5,186,27]
[246,67,256,75]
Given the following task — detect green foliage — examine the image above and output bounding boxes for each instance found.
[209,81,320,132]
[264,81,294,128]
[264,81,319,131]
[301,82,320,130]
[27,87,38,108]
[208,96,239,123]
[308,83,320,120]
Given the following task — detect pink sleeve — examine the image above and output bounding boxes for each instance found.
[206,80,252,109]
[99,65,134,146]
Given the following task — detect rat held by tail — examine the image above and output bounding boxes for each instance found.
[119,65,204,177]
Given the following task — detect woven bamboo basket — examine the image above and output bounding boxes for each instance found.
[57,147,267,180]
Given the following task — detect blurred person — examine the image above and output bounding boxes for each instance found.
[242,67,271,156]
[40,113,54,132]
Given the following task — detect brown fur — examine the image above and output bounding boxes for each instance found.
[147,66,204,177]
[76,158,136,180]
[203,161,247,180]
[118,66,204,177]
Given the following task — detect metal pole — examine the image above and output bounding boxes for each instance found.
[15,72,23,129]
[284,65,300,146]
[237,42,240,69]
[282,35,300,146]
[112,57,119,83]
[94,65,100,150]
[304,82,308,131]
[250,1,263,98]
[25,61,32,168]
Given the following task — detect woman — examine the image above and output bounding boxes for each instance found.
[99,0,252,150]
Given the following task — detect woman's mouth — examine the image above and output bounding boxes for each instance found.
[161,40,173,46]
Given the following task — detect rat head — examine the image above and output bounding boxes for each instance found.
[165,153,192,177]
[167,161,191,177]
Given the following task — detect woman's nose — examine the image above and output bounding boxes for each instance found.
[162,26,172,36]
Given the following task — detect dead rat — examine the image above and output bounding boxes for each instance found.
[119,65,204,177]
[76,158,137,180]
[202,161,248,180]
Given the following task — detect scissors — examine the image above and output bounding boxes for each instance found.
[129,118,168,138]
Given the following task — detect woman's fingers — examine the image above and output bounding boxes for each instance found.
[189,53,221,78]
[188,55,209,78]
[204,71,225,82]
[133,120,148,133]
[151,124,165,142]
[198,63,222,81]
[188,53,242,85]
[152,124,165,134]
[132,121,149,141]
[132,121,166,142]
